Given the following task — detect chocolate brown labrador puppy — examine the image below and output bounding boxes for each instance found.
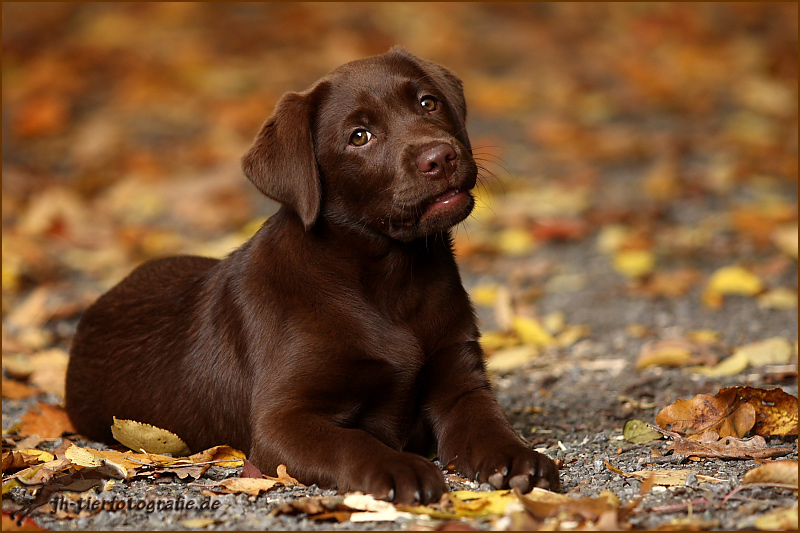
[65,47,560,504]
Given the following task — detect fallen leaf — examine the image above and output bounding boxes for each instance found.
[19,402,75,439]
[240,459,263,479]
[479,331,520,353]
[636,339,696,369]
[512,316,556,348]
[702,265,764,309]
[757,288,798,310]
[196,477,279,496]
[614,249,655,278]
[742,460,798,487]
[448,490,519,518]
[656,393,756,439]
[187,444,246,467]
[497,227,536,256]
[753,505,799,531]
[692,338,794,376]
[667,433,793,460]
[2,349,69,397]
[631,267,701,298]
[717,386,798,437]
[1,450,54,471]
[470,283,500,307]
[486,345,538,373]
[64,445,128,479]
[1,379,40,400]
[111,417,191,456]
[606,462,725,485]
[623,419,663,444]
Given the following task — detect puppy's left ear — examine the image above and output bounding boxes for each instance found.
[242,89,321,229]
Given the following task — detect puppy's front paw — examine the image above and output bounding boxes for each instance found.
[460,445,560,493]
[353,452,447,505]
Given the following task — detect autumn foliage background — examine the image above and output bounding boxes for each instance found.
[1,2,798,530]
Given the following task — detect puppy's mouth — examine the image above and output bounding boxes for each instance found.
[394,187,472,229]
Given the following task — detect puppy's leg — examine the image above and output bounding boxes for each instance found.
[249,411,447,505]
[426,341,560,492]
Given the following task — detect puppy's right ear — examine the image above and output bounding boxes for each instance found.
[242,91,320,229]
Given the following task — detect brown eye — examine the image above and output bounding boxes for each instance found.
[420,96,438,112]
[349,129,373,147]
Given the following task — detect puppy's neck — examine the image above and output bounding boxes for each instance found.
[310,211,455,263]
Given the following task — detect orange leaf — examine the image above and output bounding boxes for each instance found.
[18,402,75,438]
[656,393,755,439]
[717,386,798,437]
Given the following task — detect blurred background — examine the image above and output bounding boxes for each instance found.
[2,2,797,358]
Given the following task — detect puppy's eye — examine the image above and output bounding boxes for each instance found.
[420,96,439,112]
[349,129,373,147]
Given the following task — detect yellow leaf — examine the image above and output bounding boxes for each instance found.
[512,316,556,348]
[448,490,518,518]
[111,417,191,456]
[555,325,589,348]
[687,329,720,343]
[596,225,631,253]
[742,460,798,487]
[471,284,500,307]
[613,249,655,278]
[697,337,794,376]
[636,341,694,370]
[479,331,520,353]
[14,449,54,464]
[486,345,538,373]
[542,311,566,335]
[703,265,764,309]
[737,337,793,367]
[188,445,246,467]
[754,505,799,531]
[758,288,798,310]
[497,228,536,256]
[691,350,750,376]
[64,445,129,479]
[623,419,663,444]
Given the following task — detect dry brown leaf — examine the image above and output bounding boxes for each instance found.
[742,460,798,487]
[668,433,793,460]
[198,476,280,495]
[636,339,697,369]
[19,402,75,439]
[606,462,726,485]
[2,450,54,471]
[717,386,798,437]
[656,393,756,439]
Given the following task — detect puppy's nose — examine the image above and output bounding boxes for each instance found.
[416,143,457,180]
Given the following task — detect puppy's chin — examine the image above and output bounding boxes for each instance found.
[388,190,474,242]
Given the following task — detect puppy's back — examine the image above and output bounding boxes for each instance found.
[65,255,220,443]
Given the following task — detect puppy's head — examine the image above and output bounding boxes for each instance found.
[242,47,477,242]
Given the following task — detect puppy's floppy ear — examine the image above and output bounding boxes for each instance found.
[242,90,321,229]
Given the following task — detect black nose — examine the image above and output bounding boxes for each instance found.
[416,143,457,180]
